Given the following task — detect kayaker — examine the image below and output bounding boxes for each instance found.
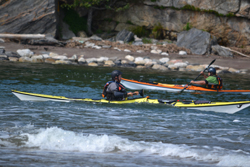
[190,67,223,90]
[102,70,139,100]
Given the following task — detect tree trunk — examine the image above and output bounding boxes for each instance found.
[87,7,93,35]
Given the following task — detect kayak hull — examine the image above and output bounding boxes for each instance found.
[173,101,250,114]
[121,78,250,94]
[12,90,250,114]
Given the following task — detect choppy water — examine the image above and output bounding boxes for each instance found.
[1,61,250,167]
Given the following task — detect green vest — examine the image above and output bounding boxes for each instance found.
[206,76,218,84]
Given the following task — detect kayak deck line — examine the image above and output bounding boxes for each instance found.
[121,78,250,94]
[12,90,250,114]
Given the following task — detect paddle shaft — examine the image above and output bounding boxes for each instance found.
[179,59,216,93]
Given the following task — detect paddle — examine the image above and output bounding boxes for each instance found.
[179,59,216,93]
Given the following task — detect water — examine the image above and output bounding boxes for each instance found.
[1,61,250,167]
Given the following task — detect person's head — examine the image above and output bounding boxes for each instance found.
[111,70,122,82]
[208,67,216,76]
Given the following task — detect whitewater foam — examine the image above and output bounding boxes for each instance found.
[19,127,250,167]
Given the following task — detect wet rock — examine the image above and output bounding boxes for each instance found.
[125,55,135,62]
[55,60,74,65]
[17,49,34,57]
[8,57,19,62]
[0,55,8,61]
[5,52,20,58]
[45,58,56,64]
[31,55,44,63]
[152,64,168,71]
[88,62,98,66]
[86,58,97,64]
[104,60,115,67]
[96,57,109,63]
[136,65,146,69]
[19,57,32,62]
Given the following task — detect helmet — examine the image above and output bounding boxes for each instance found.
[111,70,122,80]
[208,67,216,74]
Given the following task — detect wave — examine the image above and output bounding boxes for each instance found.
[13,127,249,167]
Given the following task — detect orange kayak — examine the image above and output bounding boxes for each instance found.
[121,78,250,94]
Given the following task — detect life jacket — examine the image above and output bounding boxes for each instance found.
[206,76,223,90]
[102,81,125,98]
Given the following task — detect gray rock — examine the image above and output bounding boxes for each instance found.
[0,38,4,43]
[0,55,8,61]
[116,29,134,43]
[0,0,56,35]
[211,45,234,58]
[114,59,121,66]
[132,41,144,46]
[5,52,20,58]
[17,49,34,57]
[90,35,102,41]
[0,47,5,54]
[177,28,216,55]
[102,45,112,49]
[62,22,76,40]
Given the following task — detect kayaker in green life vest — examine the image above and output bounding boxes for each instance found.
[190,67,223,90]
[102,70,139,100]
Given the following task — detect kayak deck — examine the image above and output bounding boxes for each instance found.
[12,90,250,114]
[121,78,250,94]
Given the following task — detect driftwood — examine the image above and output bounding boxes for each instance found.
[0,34,45,39]
[221,46,250,58]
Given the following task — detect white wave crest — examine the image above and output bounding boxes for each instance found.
[21,127,250,167]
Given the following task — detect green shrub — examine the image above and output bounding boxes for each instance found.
[63,8,87,35]
[131,26,150,38]
[226,13,235,17]
[183,22,192,31]
[142,38,152,44]
[152,23,165,39]
[126,20,134,25]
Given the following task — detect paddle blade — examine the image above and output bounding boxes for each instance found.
[139,89,144,97]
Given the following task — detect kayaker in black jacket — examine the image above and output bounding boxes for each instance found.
[102,70,139,100]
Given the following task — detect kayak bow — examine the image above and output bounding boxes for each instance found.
[121,78,250,94]
[12,90,250,114]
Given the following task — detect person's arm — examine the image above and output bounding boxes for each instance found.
[127,91,139,96]
[200,71,208,79]
[190,80,206,85]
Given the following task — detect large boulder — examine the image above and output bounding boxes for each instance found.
[177,28,216,55]
[211,45,233,58]
[115,29,134,43]
[0,0,56,35]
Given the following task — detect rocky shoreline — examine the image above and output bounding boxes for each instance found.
[0,36,249,75]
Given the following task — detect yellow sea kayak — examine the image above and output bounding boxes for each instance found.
[12,90,250,114]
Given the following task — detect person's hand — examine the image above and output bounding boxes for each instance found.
[200,71,204,75]
[133,91,139,95]
[127,92,134,96]
[190,80,194,84]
